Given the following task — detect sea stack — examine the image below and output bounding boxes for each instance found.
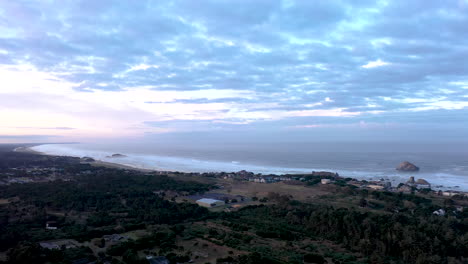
[396,161,419,172]
[107,154,127,158]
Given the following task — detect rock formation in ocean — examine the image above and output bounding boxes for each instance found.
[107,154,127,158]
[396,161,419,172]
[406,176,415,184]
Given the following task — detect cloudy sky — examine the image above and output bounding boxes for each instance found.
[1,0,468,143]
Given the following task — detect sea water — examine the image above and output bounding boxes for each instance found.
[32,141,468,191]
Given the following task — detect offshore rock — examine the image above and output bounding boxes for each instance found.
[107,153,127,158]
[396,161,419,172]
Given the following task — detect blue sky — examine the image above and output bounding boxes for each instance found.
[0,0,468,143]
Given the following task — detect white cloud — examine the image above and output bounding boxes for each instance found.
[361,59,390,69]
[0,64,362,140]
[410,101,468,111]
[450,81,468,89]
[0,64,256,138]
[292,122,398,129]
[128,63,160,72]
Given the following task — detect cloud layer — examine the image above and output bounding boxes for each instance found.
[1,0,468,142]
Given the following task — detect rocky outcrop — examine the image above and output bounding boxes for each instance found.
[396,161,419,172]
[107,154,127,158]
[82,157,95,162]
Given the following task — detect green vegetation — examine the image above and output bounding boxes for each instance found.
[0,144,467,264]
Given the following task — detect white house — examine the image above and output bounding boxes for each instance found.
[196,198,225,208]
[433,209,446,216]
[46,221,58,230]
[321,179,331,184]
[367,185,384,190]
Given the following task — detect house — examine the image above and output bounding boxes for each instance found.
[196,198,225,208]
[254,178,266,183]
[46,221,58,230]
[321,179,331,184]
[442,191,461,197]
[367,184,384,190]
[433,209,446,216]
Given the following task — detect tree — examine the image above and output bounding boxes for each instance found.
[303,253,325,264]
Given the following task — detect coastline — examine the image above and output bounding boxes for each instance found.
[20,144,468,191]
[15,146,153,172]
[13,146,45,155]
[89,160,154,172]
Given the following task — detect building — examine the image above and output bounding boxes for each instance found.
[321,179,331,184]
[367,184,384,190]
[196,198,225,208]
[46,221,58,230]
[39,242,60,250]
[433,209,446,216]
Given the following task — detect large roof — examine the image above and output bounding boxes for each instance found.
[197,198,222,204]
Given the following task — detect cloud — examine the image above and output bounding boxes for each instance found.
[0,134,62,143]
[2,127,76,130]
[292,121,398,129]
[0,1,467,141]
[361,59,391,69]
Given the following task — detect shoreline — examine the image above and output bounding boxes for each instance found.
[13,146,45,155]
[15,146,154,173]
[16,145,468,192]
[90,160,154,172]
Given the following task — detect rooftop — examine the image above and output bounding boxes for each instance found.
[197,198,223,204]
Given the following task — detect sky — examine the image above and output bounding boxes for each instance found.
[1,0,468,143]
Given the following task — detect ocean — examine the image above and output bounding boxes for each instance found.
[31,141,468,191]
